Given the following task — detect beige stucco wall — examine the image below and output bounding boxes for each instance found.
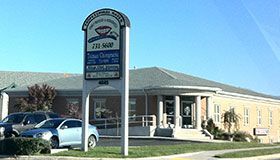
[213,94,280,143]
[201,97,207,120]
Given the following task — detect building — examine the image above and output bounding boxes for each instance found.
[1,67,280,143]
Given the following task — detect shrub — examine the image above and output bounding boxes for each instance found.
[204,118,216,134]
[215,131,232,140]
[233,131,255,142]
[0,137,51,155]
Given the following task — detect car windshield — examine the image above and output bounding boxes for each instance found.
[38,119,64,129]
[2,114,25,124]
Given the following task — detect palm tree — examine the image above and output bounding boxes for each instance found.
[222,109,240,133]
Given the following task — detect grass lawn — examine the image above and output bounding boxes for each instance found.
[52,142,278,158]
[215,148,280,158]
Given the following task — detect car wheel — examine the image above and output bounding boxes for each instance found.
[88,135,96,149]
[51,137,59,149]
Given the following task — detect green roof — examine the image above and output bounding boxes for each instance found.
[1,67,279,100]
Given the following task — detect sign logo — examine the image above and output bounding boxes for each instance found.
[95,26,111,35]
[88,26,118,43]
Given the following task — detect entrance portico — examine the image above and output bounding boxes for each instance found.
[157,94,213,130]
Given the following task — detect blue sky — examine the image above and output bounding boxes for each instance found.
[1,0,280,96]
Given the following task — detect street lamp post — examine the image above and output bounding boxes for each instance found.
[0,82,16,138]
[0,82,16,93]
[0,82,16,121]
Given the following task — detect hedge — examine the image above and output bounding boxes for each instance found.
[0,137,51,155]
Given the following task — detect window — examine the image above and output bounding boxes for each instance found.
[214,104,221,123]
[244,108,249,125]
[66,98,79,105]
[94,99,107,119]
[24,115,36,124]
[48,113,60,118]
[129,99,136,117]
[257,109,262,125]
[3,113,25,124]
[75,120,82,127]
[62,120,77,128]
[269,110,273,126]
[33,114,46,123]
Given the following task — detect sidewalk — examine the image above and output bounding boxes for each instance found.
[172,145,280,160]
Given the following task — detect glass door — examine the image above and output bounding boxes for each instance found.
[165,100,174,125]
[181,101,193,128]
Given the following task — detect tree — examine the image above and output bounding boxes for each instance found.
[16,84,57,112]
[222,109,240,133]
[66,103,81,119]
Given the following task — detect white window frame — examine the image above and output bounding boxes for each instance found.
[94,99,106,119]
[214,104,221,123]
[129,98,137,117]
[269,110,273,126]
[244,107,249,126]
[257,109,262,126]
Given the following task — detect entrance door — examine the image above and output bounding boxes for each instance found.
[165,100,174,125]
[181,101,193,128]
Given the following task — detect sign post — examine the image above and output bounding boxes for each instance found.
[81,8,130,155]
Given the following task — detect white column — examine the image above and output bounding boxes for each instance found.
[0,92,9,120]
[157,95,163,127]
[120,26,130,156]
[82,89,90,151]
[174,96,180,128]
[195,96,202,130]
[206,96,213,120]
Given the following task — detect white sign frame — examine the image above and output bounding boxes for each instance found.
[82,8,130,156]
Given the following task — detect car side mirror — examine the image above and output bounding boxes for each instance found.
[61,125,68,129]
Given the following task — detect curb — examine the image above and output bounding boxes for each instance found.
[0,152,203,160]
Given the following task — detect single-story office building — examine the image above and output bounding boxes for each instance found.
[1,67,280,143]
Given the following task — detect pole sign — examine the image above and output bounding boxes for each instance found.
[82,9,127,80]
[82,8,130,156]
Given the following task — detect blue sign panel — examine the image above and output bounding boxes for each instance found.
[85,49,120,79]
[86,50,120,65]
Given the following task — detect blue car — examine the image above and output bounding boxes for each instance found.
[20,118,99,149]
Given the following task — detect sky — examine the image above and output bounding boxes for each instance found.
[1,0,280,96]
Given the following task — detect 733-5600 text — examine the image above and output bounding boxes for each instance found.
[92,42,114,49]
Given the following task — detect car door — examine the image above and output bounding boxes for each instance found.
[58,120,80,146]
[75,120,82,143]
[18,115,37,133]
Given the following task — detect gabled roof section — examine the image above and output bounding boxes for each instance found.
[151,67,279,99]
[1,67,279,100]
[0,71,79,91]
